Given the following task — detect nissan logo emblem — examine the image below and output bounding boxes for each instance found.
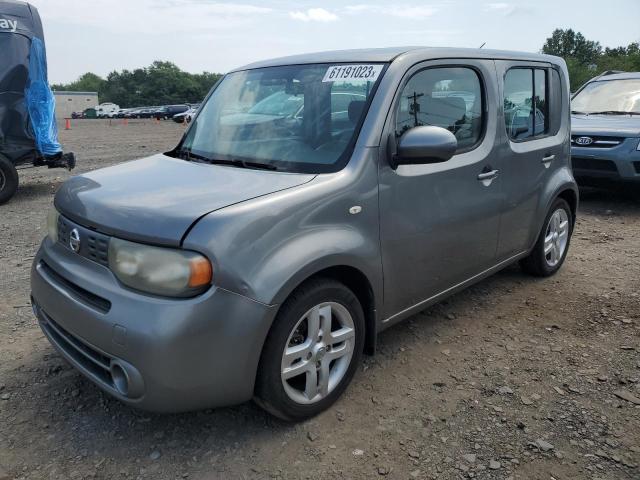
[575,136,593,146]
[69,228,81,253]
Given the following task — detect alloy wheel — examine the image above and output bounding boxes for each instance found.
[281,302,355,404]
[544,208,569,267]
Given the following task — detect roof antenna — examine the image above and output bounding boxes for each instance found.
[479,42,486,49]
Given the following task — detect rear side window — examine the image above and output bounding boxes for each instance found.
[395,67,484,153]
[504,67,549,140]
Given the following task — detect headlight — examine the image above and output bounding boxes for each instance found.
[47,208,59,243]
[637,139,640,151]
[108,238,212,297]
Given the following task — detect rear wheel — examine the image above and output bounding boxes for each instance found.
[520,198,573,276]
[0,155,19,205]
[255,278,365,421]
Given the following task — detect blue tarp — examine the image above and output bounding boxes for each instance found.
[24,36,61,156]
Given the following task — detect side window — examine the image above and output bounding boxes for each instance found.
[549,69,562,136]
[504,67,549,140]
[395,67,483,152]
[534,69,547,135]
[330,85,367,131]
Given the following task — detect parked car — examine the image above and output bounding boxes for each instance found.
[570,71,640,186]
[31,47,577,420]
[113,108,130,118]
[123,108,142,118]
[70,111,84,119]
[172,106,198,123]
[124,107,155,119]
[156,104,189,120]
[95,102,119,118]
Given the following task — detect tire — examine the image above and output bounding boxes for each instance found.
[520,198,573,277]
[255,278,365,421]
[0,155,19,205]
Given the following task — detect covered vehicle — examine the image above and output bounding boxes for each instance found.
[0,0,74,204]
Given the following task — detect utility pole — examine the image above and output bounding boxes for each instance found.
[407,91,424,127]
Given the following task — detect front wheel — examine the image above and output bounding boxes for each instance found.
[255,278,365,421]
[0,155,19,205]
[520,198,573,276]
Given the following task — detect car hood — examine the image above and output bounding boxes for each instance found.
[54,154,315,246]
[572,114,640,137]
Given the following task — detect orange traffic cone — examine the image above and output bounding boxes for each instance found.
[123,118,128,126]
[65,118,71,130]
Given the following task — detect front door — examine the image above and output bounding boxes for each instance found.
[379,59,504,320]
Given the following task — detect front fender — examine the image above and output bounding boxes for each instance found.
[182,147,383,309]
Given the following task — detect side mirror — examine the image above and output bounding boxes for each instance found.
[391,126,458,169]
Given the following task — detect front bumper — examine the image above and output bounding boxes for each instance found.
[571,137,640,183]
[31,238,277,413]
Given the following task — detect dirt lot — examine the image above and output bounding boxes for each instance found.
[0,119,639,480]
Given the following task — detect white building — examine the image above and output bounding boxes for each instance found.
[53,91,99,118]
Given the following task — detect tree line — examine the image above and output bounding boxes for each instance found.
[51,61,222,107]
[542,29,640,91]
[53,30,640,106]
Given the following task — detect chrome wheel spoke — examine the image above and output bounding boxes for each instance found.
[327,341,351,361]
[282,358,312,380]
[283,342,311,369]
[544,236,554,255]
[307,306,321,342]
[304,365,319,400]
[328,326,355,346]
[318,360,331,397]
[318,304,332,340]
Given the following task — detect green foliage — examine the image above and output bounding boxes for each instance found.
[542,29,640,91]
[52,72,104,93]
[52,61,222,107]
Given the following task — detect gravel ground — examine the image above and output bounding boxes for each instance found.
[0,119,639,480]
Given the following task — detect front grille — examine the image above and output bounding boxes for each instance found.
[572,157,618,172]
[39,261,111,313]
[57,215,110,267]
[38,307,114,387]
[571,135,624,148]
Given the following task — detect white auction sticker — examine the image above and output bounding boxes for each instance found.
[322,64,384,83]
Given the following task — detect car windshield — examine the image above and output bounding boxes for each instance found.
[180,63,385,173]
[572,79,640,114]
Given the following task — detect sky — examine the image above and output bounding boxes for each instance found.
[28,0,640,84]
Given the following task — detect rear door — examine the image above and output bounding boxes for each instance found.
[378,59,504,320]
[495,61,565,258]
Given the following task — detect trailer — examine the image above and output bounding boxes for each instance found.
[0,0,74,204]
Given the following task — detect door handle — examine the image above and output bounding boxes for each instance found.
[542,154,555,164]
[477,169,499,181]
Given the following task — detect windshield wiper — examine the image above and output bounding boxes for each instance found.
[571,110,589,115]
[176,147,211,162]
[587,110,640,115]
[205,158,279,171]
[176,148,278,170]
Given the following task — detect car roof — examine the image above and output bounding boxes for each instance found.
[232,46,561,72]
[591,72,640,82]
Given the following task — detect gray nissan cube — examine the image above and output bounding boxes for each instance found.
[31,47,577,420]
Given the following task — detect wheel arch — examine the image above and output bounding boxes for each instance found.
[271,262,379,357]
[556,188,578,227]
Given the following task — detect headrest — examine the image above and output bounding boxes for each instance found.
[427,96,467,121]
[348,100,366,123]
